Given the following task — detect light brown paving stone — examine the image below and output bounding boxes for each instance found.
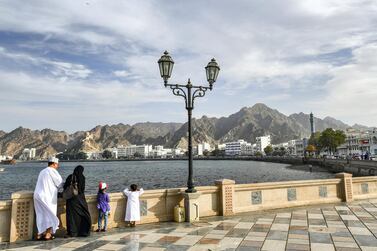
[174,235,202,246]
[261,239,286,251]
[218,237,243,249]
[209,229,229,235]
[59,241,88,248]
[333,236,356,242]
[204,234,225,239]
[308,214,325,220]
[335,248,361,251]
[288,234,309,239]
[286,243,310,250]
[239,240,264,247]
[288,238,309,245]
[270,224,289,231]
[198,238,221,244]
[140,248,166,251]
[291,220,308,226]
[95,243,125,251]
[333,242,359,248]
[311,243,335,251]
[234,222,254,229]
[341,215,359,221]
[248,231,268,237]
[188,244,218,251]
[139,234,167,243]
[359,247,377,251]
[245,235,266,241]
[276,213,291,218]
[348,227,373,236]
[157,236,181,244]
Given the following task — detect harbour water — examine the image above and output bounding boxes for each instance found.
[0,160,333,199]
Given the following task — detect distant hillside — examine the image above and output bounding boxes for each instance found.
[0,104,372,157]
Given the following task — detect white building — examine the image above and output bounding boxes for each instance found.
[225,140,252,156]
[256,135,271,154]
[20,148,36,160]
[287,140,297,155]
[117,145,153,158]
[337,128,377,157]
[295,138,308,156]
[194,142,212,156]
[217,144,226,151]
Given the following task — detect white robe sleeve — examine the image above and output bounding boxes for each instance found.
[139,188,144,196]
[123,188,131,196]
[51,168,63,189]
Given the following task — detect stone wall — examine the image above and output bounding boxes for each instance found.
[3,173,377,243]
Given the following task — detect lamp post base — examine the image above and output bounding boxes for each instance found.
[185,188,197,193]
[183,192,201,222]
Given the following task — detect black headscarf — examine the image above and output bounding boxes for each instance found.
[73,165,85,194]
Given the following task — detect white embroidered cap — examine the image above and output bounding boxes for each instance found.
[48,156,59,163]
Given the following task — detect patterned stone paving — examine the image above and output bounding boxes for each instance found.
[4,199,377,250]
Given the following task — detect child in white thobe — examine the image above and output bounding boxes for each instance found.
[123,184,144,227]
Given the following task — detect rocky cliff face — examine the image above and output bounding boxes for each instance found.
[0,103,368,157]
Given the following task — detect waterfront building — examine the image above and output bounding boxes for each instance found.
[287,140,297,155]
[19,148,36,160]
[256,135,271,154]
[117,145,153,158]
[194,142,212,156]
[225,140,252,156]
[337,128,377,157]
[217,143,226,151]
[295,138,308,156]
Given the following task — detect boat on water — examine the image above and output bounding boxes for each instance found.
[0,168,4,172]
[0,159,16,165]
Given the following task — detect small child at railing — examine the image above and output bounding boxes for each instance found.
[123,184,144,227]
[96,182,110,232]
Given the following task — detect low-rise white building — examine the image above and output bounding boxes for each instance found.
[295,138,308,156]
[256,135,271,154]
[117,145,153,158]
[20,148,36,160]
[225,140,252,156]
[337,128,377,158]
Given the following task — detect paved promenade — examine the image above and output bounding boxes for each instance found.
[4,200,377,251]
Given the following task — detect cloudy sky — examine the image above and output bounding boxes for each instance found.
[0,0,376,132]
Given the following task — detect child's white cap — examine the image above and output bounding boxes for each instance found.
[99,182,107,190]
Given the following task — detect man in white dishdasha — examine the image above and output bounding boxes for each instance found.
[33,157,63,240]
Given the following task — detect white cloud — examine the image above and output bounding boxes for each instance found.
[113,70,131,78]
[0,0,377,129]
[315,43,377,126]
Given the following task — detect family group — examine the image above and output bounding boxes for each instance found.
[33,157,144,240]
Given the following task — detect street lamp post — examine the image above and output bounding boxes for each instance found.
[158,51,220,193]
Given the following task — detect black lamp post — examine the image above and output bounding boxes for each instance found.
[158,51,220,193]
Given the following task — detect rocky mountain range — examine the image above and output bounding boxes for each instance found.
[0,103,370,158]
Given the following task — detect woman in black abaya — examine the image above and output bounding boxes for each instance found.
[64,165,92,237]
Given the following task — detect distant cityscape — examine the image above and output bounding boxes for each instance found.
[1,113,376,162]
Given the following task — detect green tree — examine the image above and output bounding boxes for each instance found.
[134,152,142,158]
[318,128,346,155]
[102,150,113,159]
[264,145,273,156]
[76,152,88,160]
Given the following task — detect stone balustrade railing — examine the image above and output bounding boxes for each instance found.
[2,173,377,243]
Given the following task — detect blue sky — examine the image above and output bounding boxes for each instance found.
[0,0,377,132]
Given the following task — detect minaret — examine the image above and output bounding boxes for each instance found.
[310,112,315,135]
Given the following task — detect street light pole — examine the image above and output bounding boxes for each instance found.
[158,51,220,193]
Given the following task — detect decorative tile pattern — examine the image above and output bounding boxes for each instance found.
[140,200,148,216]
[15,200,31,240]
[288,188,297,201]
[251,191,262,205]
[6,199,377,250]
[319,186,328,198]
[362,183,369,194]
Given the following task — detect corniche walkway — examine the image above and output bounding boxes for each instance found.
[4,200,377,251]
